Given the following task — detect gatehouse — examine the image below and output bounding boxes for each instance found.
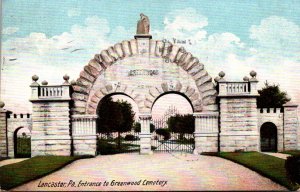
[0,15,299,157]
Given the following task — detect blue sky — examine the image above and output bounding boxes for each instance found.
[3,0,300,42]
[1,0,300,113]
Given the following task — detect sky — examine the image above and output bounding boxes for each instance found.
[1,0,300,117]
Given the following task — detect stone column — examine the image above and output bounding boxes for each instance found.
[0,101,8,157]
[283,103,299,150]
[193,112,219,154]
[218,71,260,152]
[139,113,152,155]
[72,115,98,156]
[30,75,72,156]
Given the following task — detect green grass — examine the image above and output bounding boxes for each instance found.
[281,150,300,156]
[202,152,299,191]
[0,155,91,190]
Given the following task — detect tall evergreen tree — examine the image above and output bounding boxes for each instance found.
[257,81,290,108]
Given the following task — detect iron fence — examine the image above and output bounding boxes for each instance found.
[97,132,140,155]
[151,132,194,153]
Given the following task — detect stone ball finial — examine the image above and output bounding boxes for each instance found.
[32,75,39,82]
[243,76,249,81]
[70,80,76,85]
[250,70,257,78]
[41,80,48,85]
[218,71,225,78]
[214,76,221,82]
[0,101,5,108]
[63,74,70,81]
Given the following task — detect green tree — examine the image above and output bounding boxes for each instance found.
[97,97,135,150]
[167,114,195,134]
[133,122,155,133]
[257,81,290,108]
[97,97,123,134]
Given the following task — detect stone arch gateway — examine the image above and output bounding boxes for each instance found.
[70,33,218,155]
[1,15,299,158]
[72,36,217,115]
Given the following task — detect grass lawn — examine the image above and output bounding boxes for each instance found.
[0,155,91,190]
[202,152,299,191]
[281,150,300,156]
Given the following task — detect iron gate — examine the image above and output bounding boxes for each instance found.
[151,132,194,153]
[97,132,140,155]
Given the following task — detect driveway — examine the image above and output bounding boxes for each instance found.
[13,153,286,191]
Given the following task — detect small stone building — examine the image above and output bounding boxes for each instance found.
[0,32,299,157]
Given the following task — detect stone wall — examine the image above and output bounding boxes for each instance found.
[283,103,299,150]
[257,108,284,151]
[219,97,259,152]
[31,101,71,156]
[0,108,8,157]
[7,113,32,157]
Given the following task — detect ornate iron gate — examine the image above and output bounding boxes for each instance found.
[97,132,140,155]
[151,132,194,153]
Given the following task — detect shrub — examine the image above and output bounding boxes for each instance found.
[155,128,170,140]
[285,155,300,184]
[124,134,137,141]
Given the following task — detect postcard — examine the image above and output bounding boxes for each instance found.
[0,1,299,191]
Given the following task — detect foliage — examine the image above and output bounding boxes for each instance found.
[257,81,290,108]
[124,134,138,141]
[97,97,123,133]
[133,122,155,133]
[285,155,300,185]
[155,128,171,140]
[16,137,31,158]
[167,114,195,134]
[97,97,135,149]
[0,156,91,190]
[202,152,299,191]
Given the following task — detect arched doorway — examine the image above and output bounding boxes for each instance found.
[260,122,277,152]
[96,93,140,155]
[14,127,31,158]
[151,92,195,153]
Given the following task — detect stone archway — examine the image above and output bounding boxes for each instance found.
[13,127,31,158]
[72,37,217,115]
[71,34,219,155]
[260,122,278,152]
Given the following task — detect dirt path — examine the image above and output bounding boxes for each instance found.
[12,153,286,191]
[0,158,28,167]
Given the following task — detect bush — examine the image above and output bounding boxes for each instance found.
[285,155,300,184]
[155,128,171,140]
[124,134,137,141]
[133,122,155,133]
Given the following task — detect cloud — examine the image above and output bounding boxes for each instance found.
[250,16,300,59]
[2,10,300,113]
[68,8,81,17]
[2,27,19,35]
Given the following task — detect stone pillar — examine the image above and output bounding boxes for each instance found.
[72,115,97,156]
[193,112,219,154]
[218,71,260,152]
[139,113,152,155]
[283,103,299,150]
[30,75,72,156]
[0,101,8,157]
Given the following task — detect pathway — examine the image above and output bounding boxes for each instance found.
[12,153,286,191]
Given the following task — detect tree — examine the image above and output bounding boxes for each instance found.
[97,97,123,134]
[257,81,290,108]
[133,122,155,133]
[97,97,135,149]
[167,114,195,134]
